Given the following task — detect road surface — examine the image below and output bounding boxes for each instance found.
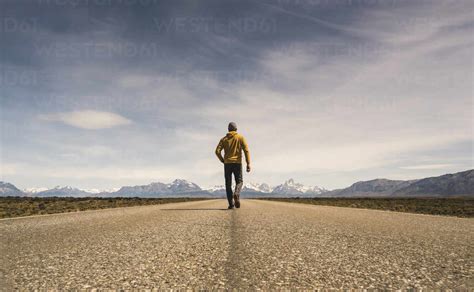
[1,199,472,289]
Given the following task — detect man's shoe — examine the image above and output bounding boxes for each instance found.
[228,205,235,209]
[234,194,240,208]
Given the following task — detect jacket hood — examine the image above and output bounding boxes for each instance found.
[226,131,237,138]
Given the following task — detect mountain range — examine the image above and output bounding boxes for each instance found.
[0,182,25,196]
[0,178,326,198]
[1,169,472,198]
[105,179,209,198]
[209,179,326,197]
[35,186,92,197]
[325,169,473,197]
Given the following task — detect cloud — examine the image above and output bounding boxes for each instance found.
[0,161,212,186]
[39,110,132,129]
[399,164,457,170]
[1,0,472,190]
[0,163,21,176]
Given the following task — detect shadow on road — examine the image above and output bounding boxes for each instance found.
[161,208,229,211]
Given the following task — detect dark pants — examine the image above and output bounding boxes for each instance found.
[224,163,243,207]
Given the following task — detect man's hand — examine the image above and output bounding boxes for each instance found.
[246,165,251,172]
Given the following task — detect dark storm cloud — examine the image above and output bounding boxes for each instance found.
[0,0,378,71]
[0,0,386,116]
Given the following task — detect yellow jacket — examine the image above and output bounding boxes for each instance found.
[215,131,251,164]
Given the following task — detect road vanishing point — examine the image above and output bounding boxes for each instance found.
[1,199,472,290]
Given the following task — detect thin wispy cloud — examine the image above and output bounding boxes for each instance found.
[38,110,132,130]
[400,164,457,170]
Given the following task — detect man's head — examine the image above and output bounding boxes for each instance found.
[228,122,237,131]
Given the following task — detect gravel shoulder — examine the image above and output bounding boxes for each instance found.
[1,199,472,289]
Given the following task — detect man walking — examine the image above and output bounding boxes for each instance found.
[215,122,251,209]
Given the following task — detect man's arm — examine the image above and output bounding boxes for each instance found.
[241,136,251,172]
[215,139,225,163]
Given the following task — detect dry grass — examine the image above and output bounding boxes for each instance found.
[0,197,211,218]
[256,197,474,217]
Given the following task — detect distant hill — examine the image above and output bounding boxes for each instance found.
[105,179,216,198]
[0,182,26,197]
[324,169,473,197]
[392,169,474,197]
[36,186,92,197]
[324,179,416,197]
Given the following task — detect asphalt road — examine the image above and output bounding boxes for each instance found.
[1,199,472,290]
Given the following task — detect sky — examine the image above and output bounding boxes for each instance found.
[0,0,473,191]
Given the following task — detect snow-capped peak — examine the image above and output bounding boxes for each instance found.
[168,179,201,191]
[171,179,196,187]
[208,185,225,192]
[101,187,121,193]
[53,185,74,190]
[24,187,48,193]
[207,180,326,196]
[243,182,273,193]
[207,182,273,193]
[272,179,326,195]
[279,179,310,192]
[285,178,296,185]
[80,188,101,194]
